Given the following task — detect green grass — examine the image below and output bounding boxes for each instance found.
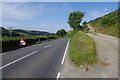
[66,30,97,67]
[88,9,119,38]
[82,24,89,32]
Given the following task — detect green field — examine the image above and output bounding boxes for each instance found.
[66,30,97,67]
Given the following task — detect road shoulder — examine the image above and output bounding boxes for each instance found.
[60,33,118,78]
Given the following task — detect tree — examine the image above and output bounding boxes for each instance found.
[83,21,87,25]
[82,21,89,32]
[67,11,85,31]
[56,29,67,37]
[51,33,55,35]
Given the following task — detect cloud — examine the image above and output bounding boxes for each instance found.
[2,21,72,33]
[83,17,90,21]
[37,24,72,33]
[2,21,24,29]
[89,10,107,19]
[103,8,108,11]
[2,2,46,20]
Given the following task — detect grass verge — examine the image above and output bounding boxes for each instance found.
[67,30,97,67]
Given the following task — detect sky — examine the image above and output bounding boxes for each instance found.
[1,2,118,33]
[1,0,119,2]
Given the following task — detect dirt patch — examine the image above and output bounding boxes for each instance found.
[97,60,110,66]
[80,44,87,49]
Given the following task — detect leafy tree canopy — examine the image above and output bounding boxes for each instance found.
[68,11,85,31]
[56,29,67,36]
[83,21,87,25]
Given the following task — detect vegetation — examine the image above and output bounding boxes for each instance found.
[1,27,50,36]
[1,27,58,52]
[66,11,96,67]
[2,35,58,52]
[66,30,97,67]
[56,29,67,37]
[67,11,85,31]
[13,29,50,36]
[1,27,20,36]
[88,9,119,37]
[82,21,89,32]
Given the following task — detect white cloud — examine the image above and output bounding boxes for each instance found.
[2,21,15,26]
[37,24,72,33]
[2,21,72,33]
[103,8,108,11]
[2,21,23,29]
[105,12,109,15]
[2,2,46,20]
[83,17,90,21]
[89,10,107,18]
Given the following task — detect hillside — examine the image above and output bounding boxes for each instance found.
[88,9,119,38]
[1,27,21,36]
[13,29,50,36]
[1,27,50,36]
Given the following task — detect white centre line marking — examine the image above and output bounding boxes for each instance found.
[56,72,61,80]
[44,44,53,48]
[26,47,29,48]
[61,39,70,64]
[0,51,37,70]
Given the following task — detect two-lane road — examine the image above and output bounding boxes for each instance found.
[1,38,69,78]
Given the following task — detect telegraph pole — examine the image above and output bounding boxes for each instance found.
[7,27,14,37]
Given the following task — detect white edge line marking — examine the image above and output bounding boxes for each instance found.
[0,51,37,70]
[56,72,61,79]
[61,39,70,64]
[44,44,53,48]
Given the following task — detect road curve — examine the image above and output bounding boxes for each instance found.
[87,33,118,78]
[2,38,69,78]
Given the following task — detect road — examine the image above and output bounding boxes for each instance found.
[87,33,118,78]
[1,38,69,78]
[87,24,94,33]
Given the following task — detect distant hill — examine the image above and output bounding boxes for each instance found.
[1,27,51,36]
[13,29,50,36]
[88,9,119,37]
[1,27,20,36]
[1,27,9,36]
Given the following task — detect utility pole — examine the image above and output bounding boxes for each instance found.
[7,27,14,37]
